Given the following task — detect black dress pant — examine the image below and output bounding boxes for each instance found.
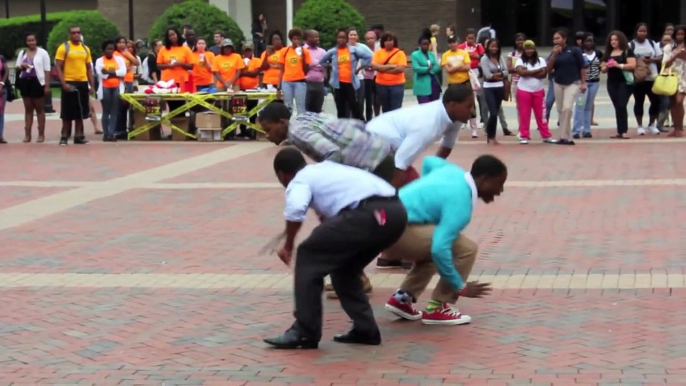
[305,81,325,113]
[363,78,375,121]
[607,81,632,135]
[334,82,363,120]
[632,80,660,118]
[292,197,407,341]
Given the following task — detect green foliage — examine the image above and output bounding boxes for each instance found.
[0,12,73,59]
[294,0,366,49]
[149,0,245,48]
[47,11,120,59]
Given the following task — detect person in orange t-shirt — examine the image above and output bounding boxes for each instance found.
[192,38,216,92]
[279,28,311,114]
[211,39,245,90]
[372,32,408,112]
[114,36,140,134]
[238,42,262,90]
[260,31,285,88]
[95,40,127,142]
[156,28,194,111]
[236,42,262,140]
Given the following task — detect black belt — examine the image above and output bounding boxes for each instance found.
[339,195,398,213]
[358,195,399,207]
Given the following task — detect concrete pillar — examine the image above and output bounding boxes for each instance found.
[210,0,253,43]
[286,0,293,40]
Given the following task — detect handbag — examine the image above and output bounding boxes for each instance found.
[622,70,634,85]
[652,69,678,96]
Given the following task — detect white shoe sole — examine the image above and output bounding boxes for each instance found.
[385,303,422,321]
[421,314,472,325]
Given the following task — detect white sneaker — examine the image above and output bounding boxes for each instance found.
[637,127,646,136]
[519,138,529,144]
[649,125,660,135]
[471,129,478,138]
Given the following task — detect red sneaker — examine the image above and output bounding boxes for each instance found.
[385,296,422,321]
[421,303,472,325]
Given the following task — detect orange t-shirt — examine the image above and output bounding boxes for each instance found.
[373,48,408,86]
[114,51,134,83]
[211,53,246,88]
[337,47,353,83]
[238,57,262,90]
[281,46,311,82]
[260,48,284,85]
[101,56,121,88]
[157,45,194,85]
[192,51,216,86]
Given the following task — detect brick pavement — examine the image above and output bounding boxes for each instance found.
[2,95,686,384]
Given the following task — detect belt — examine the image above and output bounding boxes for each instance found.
[339,195,398,214]
[358,194,398,207]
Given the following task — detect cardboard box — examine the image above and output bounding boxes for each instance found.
[168,117,191,141]
[131,110,162,141]
[198,128,222,142]
[196,112,222,129]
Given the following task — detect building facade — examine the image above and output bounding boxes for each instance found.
[3,0,686,49]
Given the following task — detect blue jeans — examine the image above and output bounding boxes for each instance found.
[376,84,404,113]
[545,80,555,121]
[101,87,120,137]
[197,85,217,93]
[572,81,600,135]
[282,81,307,115]
[0,88,6,139]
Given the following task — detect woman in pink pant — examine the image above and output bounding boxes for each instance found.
[514,40,556,145]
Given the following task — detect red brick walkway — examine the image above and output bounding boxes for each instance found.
[1,99,685,384]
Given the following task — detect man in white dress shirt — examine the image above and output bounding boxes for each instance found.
[263,147,407,349]
[365,83,474,268]
[365,83,475,189]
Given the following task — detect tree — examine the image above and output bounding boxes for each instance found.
[47,11,120,59]
[149,0,245,48]
[294,0,366,49]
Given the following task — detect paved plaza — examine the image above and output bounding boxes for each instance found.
[1,86,686,385]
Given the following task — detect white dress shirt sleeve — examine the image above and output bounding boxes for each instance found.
[393,131,432,170]
[283,179,312,222]
[440,123,459,148]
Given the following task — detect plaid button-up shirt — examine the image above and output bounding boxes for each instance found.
[282,112,392,172]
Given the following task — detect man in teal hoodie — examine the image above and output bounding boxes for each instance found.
[383,154,506,325]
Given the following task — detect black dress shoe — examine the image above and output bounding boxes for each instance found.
[263,329,318,349]
[333,328,381,346]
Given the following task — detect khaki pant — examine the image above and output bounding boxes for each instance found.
[384,224,478,304]
[553,81,581,140]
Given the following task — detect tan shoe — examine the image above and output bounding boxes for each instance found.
[326,274,373,299]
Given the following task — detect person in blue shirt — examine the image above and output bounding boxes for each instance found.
[383,154,506,325]
[263,147,407,349]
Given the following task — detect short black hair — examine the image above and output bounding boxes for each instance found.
[371,24,384,31]
[465,28,476,38]
[274,147,307,175]
[101,39,115,51]
[471,155,507,178]
[442,83,474,104]
[447,36,458,44]
[258,101,291,123]
[288,28,303,40]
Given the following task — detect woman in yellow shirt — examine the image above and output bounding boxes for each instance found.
[192,38,216,92]
[260,31,285,88]
[372,32,408,112]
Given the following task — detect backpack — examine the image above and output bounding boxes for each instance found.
[50,41,91,80]
[629,40,657,82]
